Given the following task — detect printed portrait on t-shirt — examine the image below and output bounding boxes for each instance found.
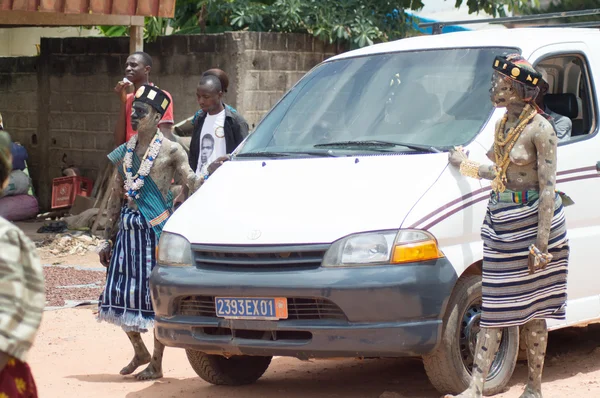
[200,134,215,166]
[197,109,227,177]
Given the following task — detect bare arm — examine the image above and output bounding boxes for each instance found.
[99,168,124,266]
[448,148,496,180]
[532,122,558,253]
[171,143,203,194]
[478,164,497,180]
[103,169,124,241]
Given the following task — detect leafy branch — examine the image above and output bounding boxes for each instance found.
[96,0,533,48]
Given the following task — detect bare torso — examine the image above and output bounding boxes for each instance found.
[104,132,201,240]
[485,114,557,192]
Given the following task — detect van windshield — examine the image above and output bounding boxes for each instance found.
[238,47,517,157]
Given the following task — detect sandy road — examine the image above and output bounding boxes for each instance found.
[18,221,600,398]
[28,307,600,398]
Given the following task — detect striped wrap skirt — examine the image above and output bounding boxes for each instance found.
[480,191,569,328]
[98,206,158,333]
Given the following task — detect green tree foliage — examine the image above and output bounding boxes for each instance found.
[97,0,533,48]
[526,0,600,23]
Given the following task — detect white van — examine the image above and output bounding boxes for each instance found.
[150,27,600,395]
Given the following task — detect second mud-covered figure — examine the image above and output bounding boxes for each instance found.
[446,54,570,398]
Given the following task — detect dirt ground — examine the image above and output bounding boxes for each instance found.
[28,308,600,398]
[19,222,600,398]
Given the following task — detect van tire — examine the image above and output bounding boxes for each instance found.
[186,350,272,386]
[423,274,519,396]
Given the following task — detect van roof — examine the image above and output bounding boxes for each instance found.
[327,28,600,62]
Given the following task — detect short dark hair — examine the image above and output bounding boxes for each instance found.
[202,134,215,145]
[198,75,222,93]
[203,69,229,92]
[0,131,12,188]
[131,51,153,68]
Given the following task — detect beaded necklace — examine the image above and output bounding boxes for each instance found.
[123,132,163,200]
[491,104,537,193]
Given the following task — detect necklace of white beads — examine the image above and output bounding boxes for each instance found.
[123,132,163,200]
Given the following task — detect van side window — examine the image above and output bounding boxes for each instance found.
[536,54,597,143]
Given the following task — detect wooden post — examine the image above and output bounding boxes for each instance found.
[129,25,144,53]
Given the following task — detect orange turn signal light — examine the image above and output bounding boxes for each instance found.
[391,240,444,264]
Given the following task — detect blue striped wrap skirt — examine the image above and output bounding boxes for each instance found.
[98,206,158,333]
[480,192,569,328]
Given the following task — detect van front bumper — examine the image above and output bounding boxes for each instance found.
[150,257,457,359]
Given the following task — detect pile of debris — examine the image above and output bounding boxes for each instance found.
[37,232,101,257]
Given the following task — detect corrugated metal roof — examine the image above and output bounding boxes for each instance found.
[0,0,176,18]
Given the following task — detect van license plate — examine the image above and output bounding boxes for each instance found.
[215,297,288,320]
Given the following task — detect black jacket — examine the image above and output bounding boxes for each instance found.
[189,106,249,172]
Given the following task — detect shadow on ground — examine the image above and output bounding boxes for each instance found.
[508,323,600,388]
[70,324,600,398]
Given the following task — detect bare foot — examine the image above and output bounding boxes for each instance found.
[519,385,542,398]
[120,354,151,375]
[135,362,163,380]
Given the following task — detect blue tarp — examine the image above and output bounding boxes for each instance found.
[403,10,472,34]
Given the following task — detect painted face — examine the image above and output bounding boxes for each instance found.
[490,71,518,108]
[130,102,155,132]
[200,136,214,164]
[196,84,223,114]
[125,54,149,84]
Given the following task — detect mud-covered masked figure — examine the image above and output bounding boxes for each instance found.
[446,54,570,398]
[97,85,207,380]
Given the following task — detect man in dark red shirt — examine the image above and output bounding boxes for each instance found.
[113,52,175,146]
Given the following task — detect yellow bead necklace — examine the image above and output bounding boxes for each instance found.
[491,104,537,193]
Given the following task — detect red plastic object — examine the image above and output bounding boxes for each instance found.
[51,176,94,210]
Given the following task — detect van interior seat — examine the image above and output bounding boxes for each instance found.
[443,90,491,120]
[545,93,584,136]
[395,82,442,121]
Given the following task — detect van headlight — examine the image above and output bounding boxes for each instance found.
[322,230,443,267]
[157,232,193,267]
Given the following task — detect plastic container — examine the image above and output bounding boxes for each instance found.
[51,176,94,209]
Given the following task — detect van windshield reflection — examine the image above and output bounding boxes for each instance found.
[238,47,516,157]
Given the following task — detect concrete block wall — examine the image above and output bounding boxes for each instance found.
[233,32,338,129]
[0,57,40,191]
[0,32,343,210]
[40,37,130,207]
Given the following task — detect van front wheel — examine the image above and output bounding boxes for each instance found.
[423,274,519,396]
[186,350,272,386]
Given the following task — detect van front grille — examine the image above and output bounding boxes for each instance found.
[192,244,329,271]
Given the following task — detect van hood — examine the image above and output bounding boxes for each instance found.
[165,154,448,245]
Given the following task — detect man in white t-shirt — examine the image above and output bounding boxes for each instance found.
[197,116,225,177]
[189,75,248,178]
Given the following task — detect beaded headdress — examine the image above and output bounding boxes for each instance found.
[492,54,542,88]
[133,85,171,116]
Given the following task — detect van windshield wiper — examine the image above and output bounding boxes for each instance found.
[236,152,291,158]
[314,140,440,153]
[236,150,336,158]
